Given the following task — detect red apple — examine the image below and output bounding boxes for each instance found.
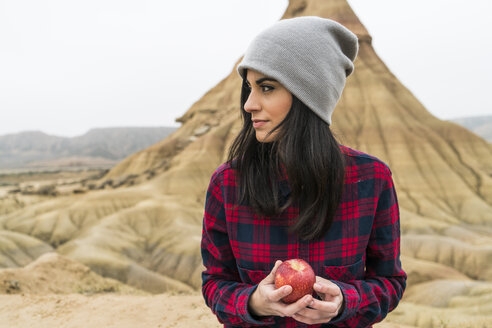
[274,258,316,304]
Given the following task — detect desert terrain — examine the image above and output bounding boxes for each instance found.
[1,0,491,327]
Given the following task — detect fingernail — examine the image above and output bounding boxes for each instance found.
[314,283,321,289]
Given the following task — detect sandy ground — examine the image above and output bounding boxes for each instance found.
[0,293,221,328]
[0,292,416,328]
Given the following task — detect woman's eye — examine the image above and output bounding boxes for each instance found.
[261,85,274,92]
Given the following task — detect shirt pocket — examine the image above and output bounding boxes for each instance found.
[323,259,365,282]
[237,266,268,285]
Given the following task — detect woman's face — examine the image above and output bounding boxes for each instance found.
[244,69,293,143]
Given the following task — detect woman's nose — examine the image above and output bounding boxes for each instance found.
[244,91,261,113]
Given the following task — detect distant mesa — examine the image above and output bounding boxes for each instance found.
[451,115,492,142]
[0,127,177,171]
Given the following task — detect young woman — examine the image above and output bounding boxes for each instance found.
[201,16,406,327]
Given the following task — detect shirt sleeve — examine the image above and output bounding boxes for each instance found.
[201,169,275,327]
[330,169,407,326]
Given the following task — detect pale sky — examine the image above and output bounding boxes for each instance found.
[1,0,491,137]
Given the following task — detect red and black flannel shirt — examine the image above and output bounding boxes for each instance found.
[201,145,406,327]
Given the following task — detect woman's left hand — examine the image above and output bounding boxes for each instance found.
[291,276,344,325]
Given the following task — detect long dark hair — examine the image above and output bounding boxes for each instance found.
[227,73,345,240]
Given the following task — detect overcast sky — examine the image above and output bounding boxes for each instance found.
[1,0,491,137]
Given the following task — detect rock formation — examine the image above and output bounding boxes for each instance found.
[0,252,145,295]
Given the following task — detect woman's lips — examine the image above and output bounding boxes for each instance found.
[252,120,268,128]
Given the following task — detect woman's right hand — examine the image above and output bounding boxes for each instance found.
[248,260,314,318]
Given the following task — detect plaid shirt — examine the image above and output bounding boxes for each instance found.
[201,145,406,327]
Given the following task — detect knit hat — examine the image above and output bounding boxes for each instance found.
[237,16,358,125]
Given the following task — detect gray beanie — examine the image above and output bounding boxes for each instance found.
[237,16,358,125]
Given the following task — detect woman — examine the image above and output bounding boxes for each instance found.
[201,16,406,327]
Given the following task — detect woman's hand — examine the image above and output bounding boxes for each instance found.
[248,260,314,318]
[291,276,344,325]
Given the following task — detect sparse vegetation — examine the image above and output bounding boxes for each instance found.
[37,184,58,196]
[0,168,109,198]
[75,284,119,295]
